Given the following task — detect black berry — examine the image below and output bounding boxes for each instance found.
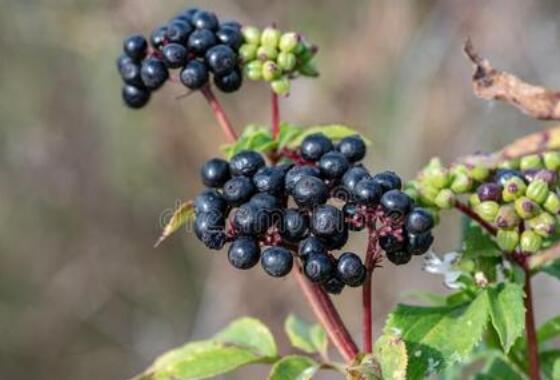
[405,208,435,234]
[180,60,209,90]
[175,8,199,25]
[337,135,366,162]
[319,227,349,250]
[372,171,402,192]
[140,58,169,90]
[337,252,366,287]
[261,247,293,277]
[353,177,382,205]
[230,151,265,177]
[214,69,243,93]
[379,234,406,253]
[188,29,217,55]
[250,193,282,214]
[342,166,370,194]
[228,237,261,269]
[323,276,345,295]
[293,176,329,208]
[119,59,143,86]
[232,203,269,236]
[201,158,230,187]
[319,151,350,179]
[476,182,502,202]
[386,250,411,265]
[191,10,219,31]
[253,166,286,195]
[123,34,148,61]
[285,165,321,195]
[407,232,434,256]
[206,44,237,75]
[194,211,226,250]
[223,176,255,206]
[380,190,412,221]
[311,205,344,237]
[299,236,327,260]
[300,133,334,161]
[162,43,188,68]
[166,20,193,45]
[194,189,228,214]
[304,254,335,283]
[495,169,525,187]
[150,26,168,49]
[280,209,309,243]
[122,84,151,109]
[216,27,243,49]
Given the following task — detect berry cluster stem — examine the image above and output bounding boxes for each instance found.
[522,265,541,380]
[200,85,238,143]
[453,200,497,236]
[362,227,379,353]
[271,91,280,139]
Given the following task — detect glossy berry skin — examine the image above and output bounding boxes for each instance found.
[337,252,366,287]
[285,166,321,194]
[380,190,412,221]
[222,176,255,206]
[214,69,243,93]
[261,247,293,277]
[194,189,228,214]
[176,8,199,24]
[122,85,151,109]
[166,20,193,45]
[342,166,370,195]
[216,27,243,49]
[319,151,350,179]
[280,209,309,243]
[180,60,209,90]
[253,166,285,195]
[233,203,270,236]
[162,43,188,68]
[342,202,365,231]
[220,21,242,31]
[228,237,260,269]
[379,234,406,253]
[353,178,383,205]
[298,236,327,260]
[123,34,148,61]
[372,171,402,192]
[386,250,411,265]
[293,176,329,208]
[300,133,334,161]
[337,135,366,162]
[323,276,345,295]
[230,151,265,177]
[206,45,237,75]
[188,29,217,55]
[194,212,226,250]
[476,182,502,202]
[119,59,143,86]
[140,58,169,90]
[304,254,335,283]
[311,205,344,237]
[150,26,168,49]
[319,227,349,250]
[405,208,435,234]
[407,232,434,256]
[191,10,219,31]
[201,158,230,187]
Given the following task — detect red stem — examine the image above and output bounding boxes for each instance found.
[523,265,541,380]
[362,227,379,353]
[271,91,280,139]
[200,85,238,143]
[453,200,497,236]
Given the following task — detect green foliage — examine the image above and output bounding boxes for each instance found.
[374,334,408,380]
[540,350,560,380]
[541,259,560,280]
[286,124,371,149]
[154,201,194,247]
[222,124,276,159]
[474,353,528,380]
[487,283,525,353]
[538,315,560,344]
[267,356,319,380]
[215,317,278,357]
[462,222,501,258]
[284,314,328,356]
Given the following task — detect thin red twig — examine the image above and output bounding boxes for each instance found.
[453,200,497,236]
[523,264,541,380]
[362,227,379,353]
[200,85,237,143]
[271,91,280,139]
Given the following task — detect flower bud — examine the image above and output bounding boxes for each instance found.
[418,184,439,206]
[257,45,278,61]
[298,61,319,77]
[435,189,455,209]
[239,44,258,63]
[423,160,450,189]
[271,77,291,95]
[244,60,263,80]
[495,204,521,229]
[468,164,490,182]
[475,201,500,222]
[477,182,502,202]
[527,212,556,237]
[526,179,549,204]
[520,154,543,171]
[277,52,297,72]
[262,60,280,81]
[242,26,261,45]
[514,197,541,219]
[543,192,560,214]
[543,151,560,171]
[502,177,527,202]
[520,230,542,253]
[496,229,519,252]
[450,173,472,193]
[279,32,299,53]
[261,26,281,48]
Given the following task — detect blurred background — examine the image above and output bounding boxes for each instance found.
[2,0,560,379]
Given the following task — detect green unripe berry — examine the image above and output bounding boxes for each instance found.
[451,164,469,175]
[520,154,543,171]
[450,173,472,193]
[475,201,500,222]
[261,27,281,48]
[257,45,278,61]
[244,60,263,80]
[279,32,299,52]
[404,182,419,201]
[298,61,319,77]
[277,52,297,72]
[271,77,291,95]
[502,177,527,202]
[418,184,439,206]
[496,229,519,252]
[498,158,520,170]
[469,193,481,207]
[435,189,455,209]
[293,41,306,55]
[526,179,549,204]
[468,165,490,182]
[242,26,261,45]
[262,60,280,81]
[514,197,541,219]
[495,204,521,229]
[543,191,560,214]
[424,160,450,189]
[527,212,556,237]
[543,151,560,171]
[520,230,542,253]
[239,44,258,63]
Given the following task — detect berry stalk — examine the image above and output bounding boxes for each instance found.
[523,265,541,380]
[453,199,497,236]
[362,227,379,353]
[200,84,238,143]
[271,91,280,139]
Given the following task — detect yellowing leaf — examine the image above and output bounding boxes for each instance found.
[374,335,407,380]
[154,201,194,248]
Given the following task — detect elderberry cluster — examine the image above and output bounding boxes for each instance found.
[117,8,243,109]
[193,134,435,294]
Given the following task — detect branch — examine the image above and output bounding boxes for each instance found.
[522,266,541,380]
[465,39,560,121]
[362,229,379,353]
[200,85,238,143]
[453,200,497,236]
[271,91,280,139]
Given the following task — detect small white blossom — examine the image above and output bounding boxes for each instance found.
[423,251,464,289]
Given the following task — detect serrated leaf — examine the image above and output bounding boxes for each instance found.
[541,259,560,280]
[215,317,277,358]
[277,123,304,150]
[475,353,527,380]
[267,356,319,380]
[154,201,194,248]
[286,124,371,149]
[401,290,447,306]
[462,222,501,258]
[221,125,277,159]
[383,290,490,380]
[540,350,560,380]
[374,335,407,380]
[538,315,560,343]
[284,314,327,354]
[487,283,525,353]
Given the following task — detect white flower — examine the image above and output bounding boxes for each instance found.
[423,251,464,289]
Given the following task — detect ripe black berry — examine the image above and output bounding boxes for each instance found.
[323,276,345,295]
[230,151,265,177]
[201,158,230,187]
[228,237,261,269]
[337,135,366,162]
[337,252,366,287]
[342,202,365,231]
[150,26,168,49]
[122,84,151,109]
[342,166,370,194]
[180,60,209,90]
[319,227,349,250]
[476,182,502,202]
[214,69,243,93]
[386,250,411,265]
[123,34,148,61]
[162,43,188,68]
[194,189,228,214]
[311,205,344,237]
[119,59,143,86]
[293,176,329,208]
[299,236,327,260]
[191,10,219,31]
[300,133,334,161]
[380,190,412,221]
[353,177,382,205]
[372,171,402,192]
[280,208,309,243]
[175,8,199,25]
[166,20,193,45]
[407,232,434,256]
[405,208,435,234]
[250,193,282,212]
[319,151,350,179]
[285,165,321,194]
[140,58,169,90]
[379,234,406,253]
[206,45,237,75]
[304,254,335,283]
[253,166,285,195]
[223,176,255,206]
[220,21,242,31]
[188,29,217,55]
[232,203,269,235]
[261,247,293,277]
[216,27,243,50]
[194,212,226,250]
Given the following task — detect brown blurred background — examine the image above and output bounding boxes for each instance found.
[1,0,560,379]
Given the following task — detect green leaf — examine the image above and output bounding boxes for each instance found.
[221,125,277,159]
[475,353,528,380]
[267,356,319,380]
[346,354,381,380]
[284,314,327,355]
[286,124,371,149]
[538,315,560,343]
[277,123,304,150]
[154,201,194,248]
[215,317,278,357]
[553,359,560,380]
[487,283,525,353]
[383,290,490,380]
[374,334,407,380]
[401,290,447,306]
[541,259,560,280]
[540,350,560,380]
[462,222,501,258]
